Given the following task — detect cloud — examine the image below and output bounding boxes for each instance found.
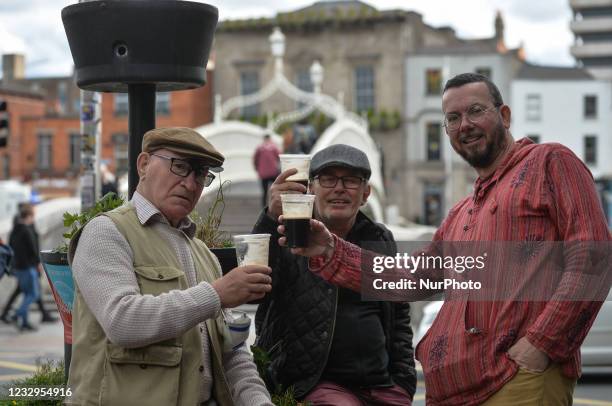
[499,0,571,23]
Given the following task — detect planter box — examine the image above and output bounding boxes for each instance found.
[40,250,73,381]
[210,247,237,275]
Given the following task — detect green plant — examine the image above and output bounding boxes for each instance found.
[55,192,124,253]
[192,178,233,248]
[0,360,66,406]
[250,345,309,406]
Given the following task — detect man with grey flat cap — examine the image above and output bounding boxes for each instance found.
[252,144,416,405]
[68,127,273,406]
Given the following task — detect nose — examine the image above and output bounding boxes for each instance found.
[332,178,347,192]
[458,113,475,134]
[181,171,199,191]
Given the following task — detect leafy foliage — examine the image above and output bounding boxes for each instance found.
[55,192,124,253]
[251,345,310,406]
[192,179,233,248]
[0,360,66,405]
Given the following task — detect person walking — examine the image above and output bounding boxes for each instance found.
[8,203,41,331]
[1,204,57,324]
[253,134,281,207]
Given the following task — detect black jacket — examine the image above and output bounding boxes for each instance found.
[9,223,40,270]
[253,210,416,399]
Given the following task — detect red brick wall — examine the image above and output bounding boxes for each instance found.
[100,69,214,174]
[0,93,45,179]
[19,116,80,180]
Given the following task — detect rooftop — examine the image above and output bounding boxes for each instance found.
[516,63,593,80]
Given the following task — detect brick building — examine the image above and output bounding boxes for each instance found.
[0,53,214,196]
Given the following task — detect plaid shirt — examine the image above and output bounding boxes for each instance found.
[310,139,611,405]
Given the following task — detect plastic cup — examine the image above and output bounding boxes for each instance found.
[232,233,271,266]
[280,194,315,248]
[279,154,311,186]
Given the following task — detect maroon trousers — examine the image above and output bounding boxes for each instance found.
[304,381,412,406]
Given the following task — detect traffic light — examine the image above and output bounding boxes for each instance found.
[0,100,8,148]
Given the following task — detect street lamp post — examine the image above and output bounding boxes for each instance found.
[63,0,218,198]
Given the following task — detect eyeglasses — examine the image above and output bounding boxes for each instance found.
[150,153,215,187]
[443,104,501,133]
[314,174,365,190]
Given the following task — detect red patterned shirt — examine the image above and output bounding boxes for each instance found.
[310,138,611,405]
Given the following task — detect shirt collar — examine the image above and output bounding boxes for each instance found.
[131,191,196,238]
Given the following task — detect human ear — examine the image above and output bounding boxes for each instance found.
[137,153,149,178]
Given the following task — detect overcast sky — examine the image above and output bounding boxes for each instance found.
[0,0,575,78]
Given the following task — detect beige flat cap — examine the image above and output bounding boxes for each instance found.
[142,127,225,168]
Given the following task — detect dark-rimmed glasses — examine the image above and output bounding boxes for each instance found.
[150,153,215,186]
[444,104,501,134]
[314,174,365,190]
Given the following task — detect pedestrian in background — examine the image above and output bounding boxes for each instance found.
[7,203,41,331]
[1,203,58,325]
[253,133,281,207]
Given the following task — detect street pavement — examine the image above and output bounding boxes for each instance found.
[0,309,610,405]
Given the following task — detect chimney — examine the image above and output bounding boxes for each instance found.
[494,11,506,53]
[2,54,26,82]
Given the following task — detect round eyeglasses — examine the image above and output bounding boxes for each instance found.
[444,104,501,134]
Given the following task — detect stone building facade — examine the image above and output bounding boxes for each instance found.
[213,0,463,218]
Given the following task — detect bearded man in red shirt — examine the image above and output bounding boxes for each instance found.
[277,73,612,405]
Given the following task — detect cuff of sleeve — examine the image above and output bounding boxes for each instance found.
[525,330,564,363]
[196,281,223,318]
[309,234,340,273]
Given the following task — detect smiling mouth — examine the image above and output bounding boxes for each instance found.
[461,134,483,145]
[329,200,350,205]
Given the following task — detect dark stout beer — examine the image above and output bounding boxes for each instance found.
[280,193,315,248]
[284,217,310,248]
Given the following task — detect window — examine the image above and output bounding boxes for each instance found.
[354,65,375,112]
[526,94,541,121]
[69,133,81,168]
[240,70,260,118]
[58,82,68,114]
[1,155,9,179]
[112,133,129,176]
[475,67,492,78]
[426,122,442,161]
[296,68,313,108]
[426,69,442,95]
[584,135,597,165]
[527,135,540,144]
[37,133,53,169]
[156,92,171,116]
[584,95,597,118]
[114,94,129,116]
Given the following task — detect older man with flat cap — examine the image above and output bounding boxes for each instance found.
[68,127,273,406]
[252,144,416,405]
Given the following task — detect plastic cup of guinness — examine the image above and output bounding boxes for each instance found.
[280,194,315,248]
[232,234,271,266]
[279,154,311,188]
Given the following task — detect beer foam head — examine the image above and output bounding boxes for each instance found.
[281,194,315,219]
[280,154,311,181]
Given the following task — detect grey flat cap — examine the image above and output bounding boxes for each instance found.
[310,144,371,179]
